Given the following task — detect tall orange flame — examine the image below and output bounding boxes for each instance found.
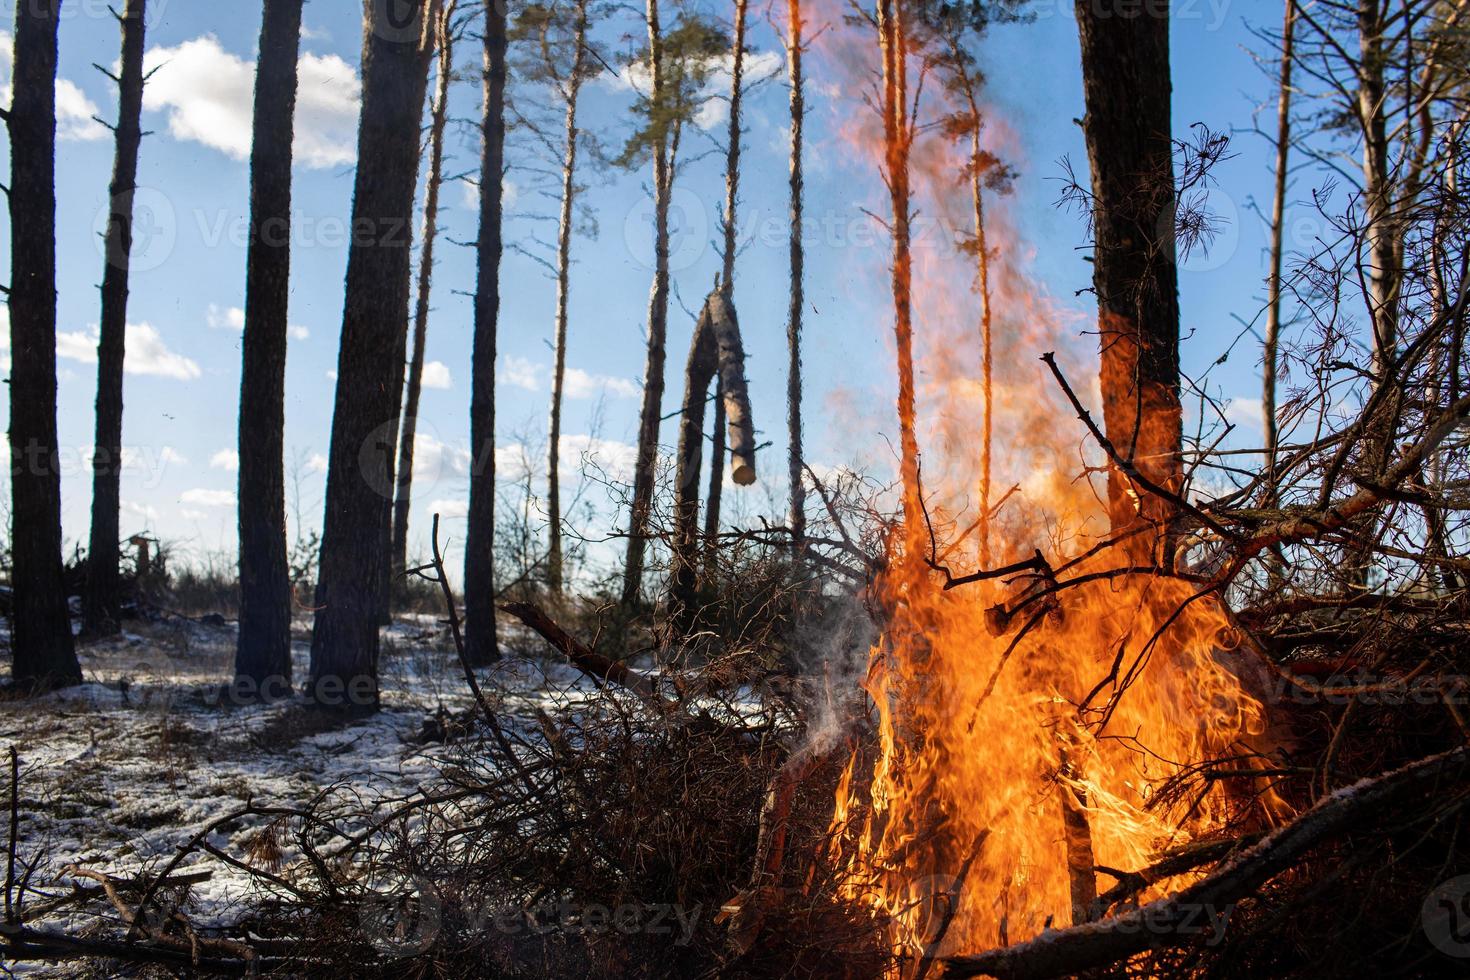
[811,0,1282,964]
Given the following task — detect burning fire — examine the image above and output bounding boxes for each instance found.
[826,546,1274,958]
[813,1,1283,964]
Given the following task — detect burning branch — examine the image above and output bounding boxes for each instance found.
[942,744,1470,979]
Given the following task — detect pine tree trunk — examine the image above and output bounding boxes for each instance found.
[703,382,725,575]
[786,0,806,550]
[1358,0,1396,378]
[1264,0,1294,503]
[465,0,508,665]
[83,0,147,638]
[622,0,672,607]
[878,0,919,533]
[1073,0,1182,564]
[703,0,748,564]
[6,0,80,689]
[392,3,455,597]
[966,98,994,565]
[546,0,590,597]
[309,0,434,709]
[234,0,303,701]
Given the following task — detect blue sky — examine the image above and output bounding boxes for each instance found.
[0,0,1289,578]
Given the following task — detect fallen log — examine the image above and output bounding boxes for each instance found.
[943,743,1470,979]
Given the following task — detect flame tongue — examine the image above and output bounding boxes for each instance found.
[828,550,1269,959]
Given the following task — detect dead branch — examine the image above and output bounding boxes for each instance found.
[499,600,665,705]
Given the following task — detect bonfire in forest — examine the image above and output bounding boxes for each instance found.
[0,0,1466,978]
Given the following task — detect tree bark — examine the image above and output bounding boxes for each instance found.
[465,0,508,665]
[703,382,725,576]
[233,0,303,702]
[391,2,456,598]
[545,0,590,597]
[1263,0,1294,502]
[309,0,434,709]
[1073,0,1182,565]
[878,0,919,535]
[786,0,806,550]
[6,0,80,689]
[1358,0,1397,379]
[671,290,756,621]
[83,0,147,638]
[703,0,748,563]
[622,0,672,606]
[961,85,994,564]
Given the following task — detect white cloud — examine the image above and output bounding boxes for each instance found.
[565,367,639,400]
[1224,396,1265,433]
[559,434,638,482]
[207,304,244,331]
[426,497,468,519]
[412,433,472,482]
[56,79,109,141]
[123,500,160,522]
[499,355,541,392]
[209,304,308,340]
[180,488,235,507]
[210,449,239,471]
[56,322,201,380]
[0,35,108,141]
[421,361,452,390]
[304,453,329,475]
[142,36,359,169]
[497,357,636,400]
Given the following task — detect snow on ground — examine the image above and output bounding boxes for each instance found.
[0,613,592,969]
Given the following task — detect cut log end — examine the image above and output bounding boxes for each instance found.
[731,460,757,486]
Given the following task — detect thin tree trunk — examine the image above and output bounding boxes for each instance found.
[622,0,672,606]
[309,0,434,709]
[546,0,590,597]
[786,0,806,550]
[1264,0,1294,504]
[1359,0,1397,379]
[703,384,725,574]
[6,0,80,688]
[1344,0,1393,586]
[703,0,748,566]
[233,0,303,701]
[392,2,456,597]
[1073,0,1182,566]
[465,0,508,665]
[965,94,994,565]
[878,0,919,535]
[83,0,146,638]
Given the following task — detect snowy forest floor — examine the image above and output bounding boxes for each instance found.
[0,614,591,976]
